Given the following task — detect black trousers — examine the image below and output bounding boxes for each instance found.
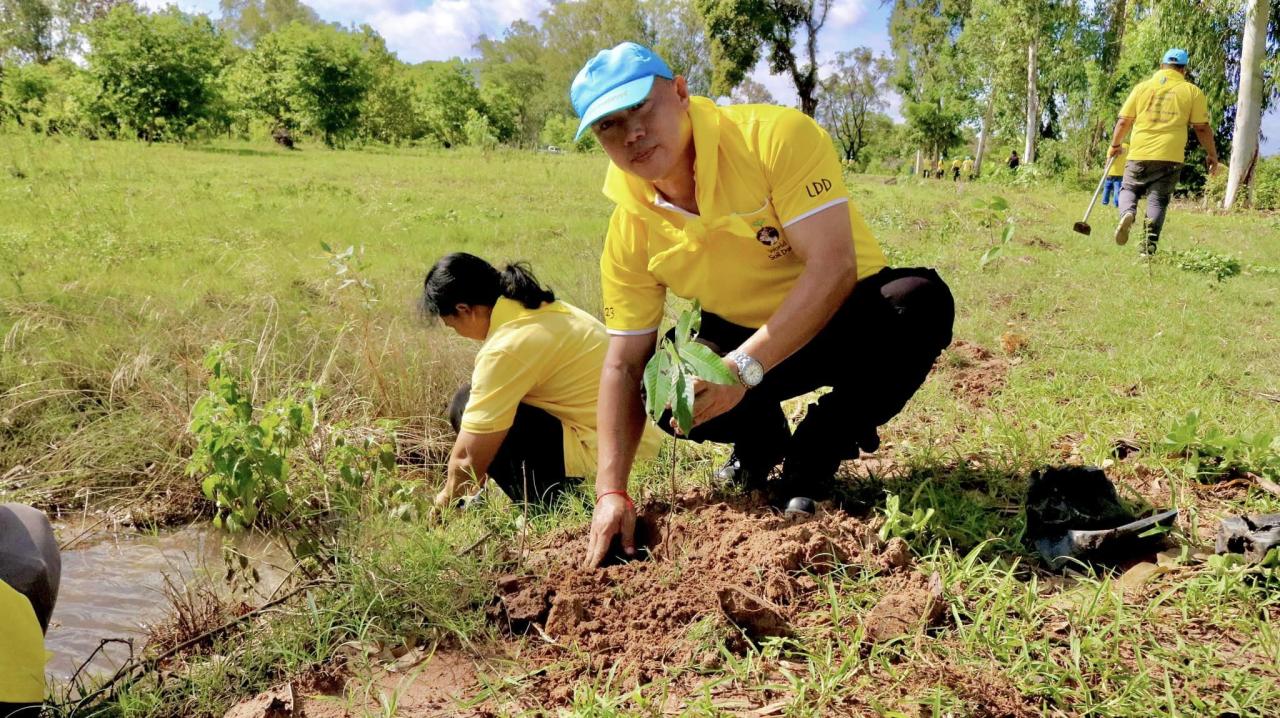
[660,267,954,498]
[448,385,580,506]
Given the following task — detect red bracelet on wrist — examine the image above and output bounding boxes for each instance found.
[596,490,634,510]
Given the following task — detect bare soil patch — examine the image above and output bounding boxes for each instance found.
[486,490,938,705]
[940,340,1009,406]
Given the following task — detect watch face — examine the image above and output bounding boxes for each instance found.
[742,361,765,387]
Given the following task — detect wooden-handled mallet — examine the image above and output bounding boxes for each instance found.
[1072,155,1118,236]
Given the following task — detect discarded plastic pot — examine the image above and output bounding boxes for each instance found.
[1024,465,1179,569]
[1216,514,1280,563]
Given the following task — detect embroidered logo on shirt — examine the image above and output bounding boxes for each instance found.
[805,178,833,198]
[755,226,780,246]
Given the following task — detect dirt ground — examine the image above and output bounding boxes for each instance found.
[228,489,1045,716]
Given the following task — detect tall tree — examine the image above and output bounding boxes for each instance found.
[697,0,832,116]
[1224,0,1271,209]
[730,77,776,104]
[412,60,484,148]
[85,4,230,141]
[889,1,970,162]
[645,0,713,95]
[218,0,319,47]
[1,0,55,63]
[474,19,550,147]
[817,48,892,164]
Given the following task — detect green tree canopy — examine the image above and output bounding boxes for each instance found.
[85,4,231,140]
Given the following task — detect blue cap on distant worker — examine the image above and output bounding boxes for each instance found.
[571,42,673,141]
[1162,48,1189,66]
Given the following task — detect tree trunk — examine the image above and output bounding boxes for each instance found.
[1224,0,1270,209]
[975,83,995,177]
[1024,38,1038,164]
[914,148,922,176]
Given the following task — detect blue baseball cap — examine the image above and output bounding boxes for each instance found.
[571,42,673,141]
[1162,48,1189,66]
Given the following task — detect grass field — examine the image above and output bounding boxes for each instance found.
[2,134,1279,716]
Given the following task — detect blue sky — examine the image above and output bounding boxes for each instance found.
[143,0,1276,156]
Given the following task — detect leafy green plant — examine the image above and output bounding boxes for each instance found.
[187,345,317,533]
[188,346,424,561]
[642,301,738,434]
[1159,249,1242,282]
[1158,410,1280,484]
[972,196,1015,270]
[640,302,738,531]
[877,492,935,543]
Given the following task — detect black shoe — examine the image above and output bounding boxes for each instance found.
[715,452,775,490]
[783,496,816,517]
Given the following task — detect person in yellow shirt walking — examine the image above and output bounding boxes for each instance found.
[951,157,962,181]
[569,43,954,568]
[423,253,658,509]
[1101,142,1127,207]
[2,503,61,717]
[1108,48,1219,255]
[962,156,975,181]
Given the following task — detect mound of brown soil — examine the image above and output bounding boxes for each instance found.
[942,340,1009,405]
[492,490,924,698]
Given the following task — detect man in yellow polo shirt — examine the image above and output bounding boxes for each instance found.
[1108,48,1218,255]
[2,503,61,716]
[572,43,955,568]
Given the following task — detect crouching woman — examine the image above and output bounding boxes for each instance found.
[422,253,657,508]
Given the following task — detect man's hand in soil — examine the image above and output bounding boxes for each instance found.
[583,493,636,569]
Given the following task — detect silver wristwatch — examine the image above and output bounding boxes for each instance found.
[726,350,764,388]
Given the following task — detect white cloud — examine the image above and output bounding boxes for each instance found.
[137,0,221,14]
[827,0,871,28]
[362,0,549,62]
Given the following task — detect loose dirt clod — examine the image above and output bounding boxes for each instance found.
[717,586,791,640]
[863,571,945,643]
[877,536,912,572]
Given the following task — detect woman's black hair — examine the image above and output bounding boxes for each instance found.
[421,252,555,317]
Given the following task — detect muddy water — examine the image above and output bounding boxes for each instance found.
[46,524,291,683]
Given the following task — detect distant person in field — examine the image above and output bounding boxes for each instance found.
[1108,48,1219,255]
[1,503,60,717]
[962,156,975,181]
[570,43,954,568]
[422,253,659,509]
[934,158,945,179]
[1007,150,1020,171]
[1101,142,1128,208]
[951,158,962,181]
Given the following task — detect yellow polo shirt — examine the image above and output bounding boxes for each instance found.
[1119,69,1209,163]
[460,297,660,476]
[1107,144,1128,176]
[962,159,974,174]
[0,580,46,704]
[600,97,886,333]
